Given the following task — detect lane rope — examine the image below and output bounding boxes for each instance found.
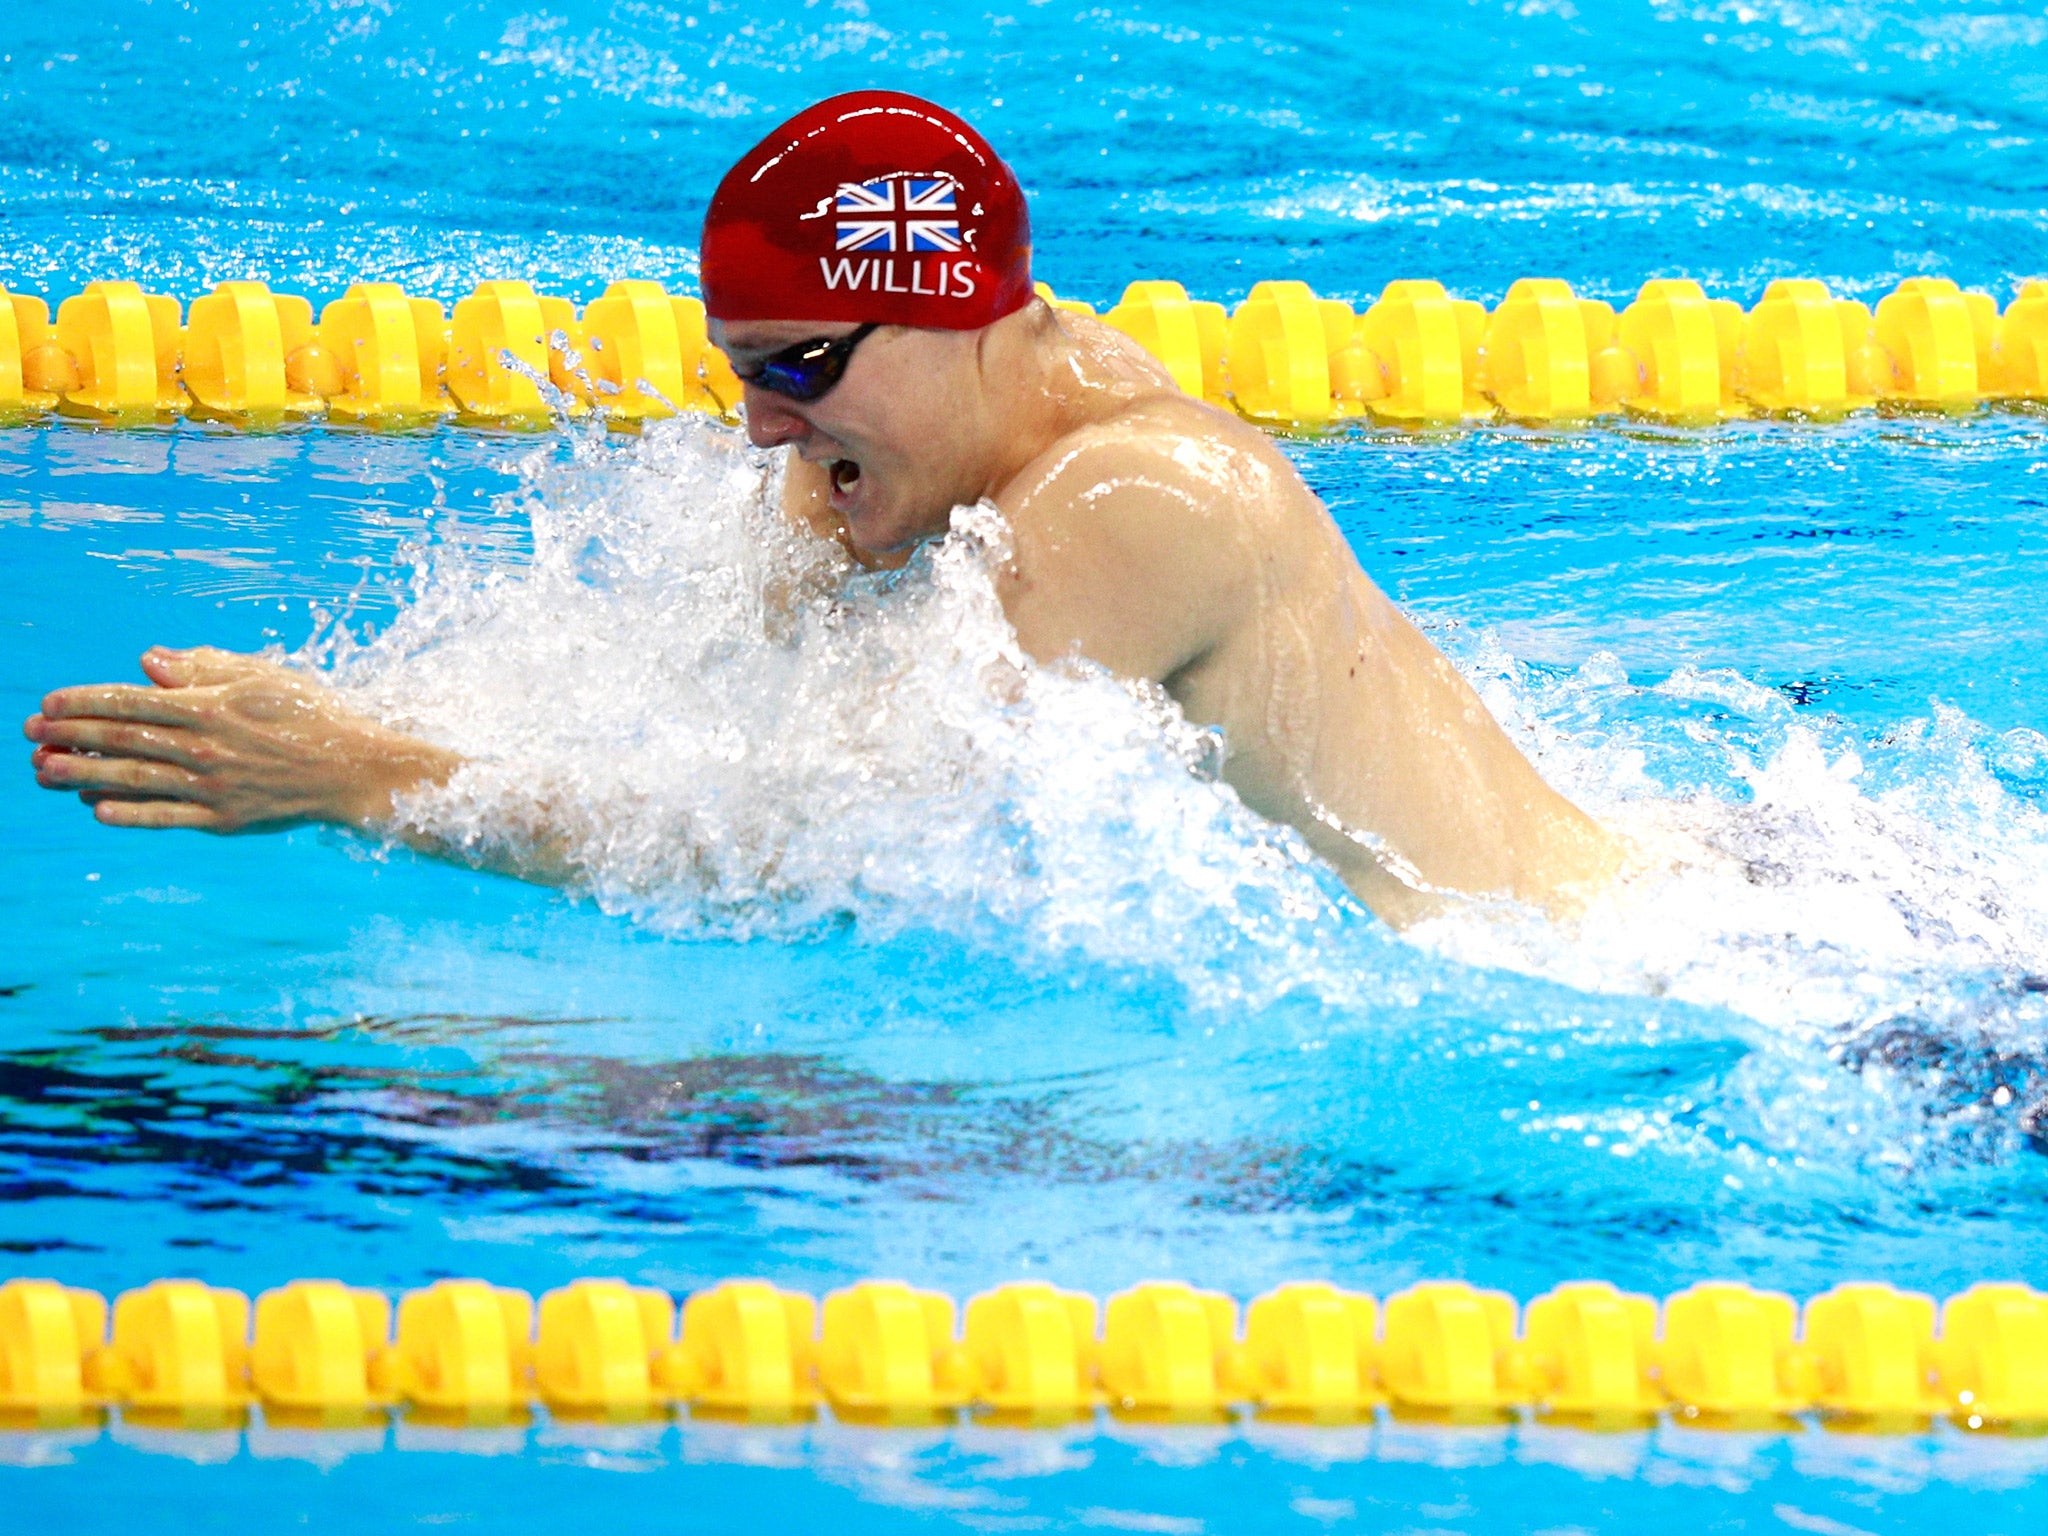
[4,1274,2043,1431]
[2,274,2044,433]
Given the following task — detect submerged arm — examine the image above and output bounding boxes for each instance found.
[24,647,577,884]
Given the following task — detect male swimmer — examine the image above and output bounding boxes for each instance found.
[24,91,1620,927]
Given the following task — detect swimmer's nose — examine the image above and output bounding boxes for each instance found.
[741,386,810,450]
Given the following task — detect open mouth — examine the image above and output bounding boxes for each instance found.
[828,458,862,497]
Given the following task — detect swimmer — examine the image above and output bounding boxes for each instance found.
[23,91,1621,927]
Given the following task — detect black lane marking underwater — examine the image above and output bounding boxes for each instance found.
[0,1019,1121,1211]
[0,1050,580,1201]
[0,1016,1707,1254]
[7,1022,1164,1191]
[7,996,2048,1270]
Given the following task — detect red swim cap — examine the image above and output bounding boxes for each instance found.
[701,91,1033,331]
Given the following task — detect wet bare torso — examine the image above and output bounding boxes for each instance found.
[784,311,1620,925]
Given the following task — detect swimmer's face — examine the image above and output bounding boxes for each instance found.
[712,319,991,556]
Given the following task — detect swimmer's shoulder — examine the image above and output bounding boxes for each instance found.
[991,396,1285,654]
[990,395,1261,680]
[1001,309,1319,553]
[1001,389,1306,535]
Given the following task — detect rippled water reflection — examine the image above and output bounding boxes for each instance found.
[7,1,2048,1530]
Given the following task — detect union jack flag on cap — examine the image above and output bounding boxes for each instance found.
[835,177,963,253]
[701,90,1033,330]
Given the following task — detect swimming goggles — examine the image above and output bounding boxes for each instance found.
[734,323,879,402]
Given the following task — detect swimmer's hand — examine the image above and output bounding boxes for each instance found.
[24,646,458,834]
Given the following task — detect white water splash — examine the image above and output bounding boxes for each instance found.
[314,416,1373,1012]
[308,419,2048,1162]
[1418,631,2048,1165]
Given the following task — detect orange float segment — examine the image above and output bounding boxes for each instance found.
[22,338,82,399]
[1328,319,1389,409]
[1588,338,1641,412]
[284,340,345,398]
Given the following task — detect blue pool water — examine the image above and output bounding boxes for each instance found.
[7,2,2048,1531]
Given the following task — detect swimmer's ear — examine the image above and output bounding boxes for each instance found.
[140,646,266,689]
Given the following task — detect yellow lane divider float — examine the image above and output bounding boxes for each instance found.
[1053,274,2048,427]
[2,274,2045,433]
[3,1275,2045,1434]
[0,277,743,430]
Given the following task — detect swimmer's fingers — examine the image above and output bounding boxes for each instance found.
[89,797,226,832]
[35,684,208,728]
[140,645,280,689]
[31,648,282,734]
[33,747,205,801]
[25,715,210,769]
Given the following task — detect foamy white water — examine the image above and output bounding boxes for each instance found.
[307,418,2048,1164]
[314,417,1365,1007]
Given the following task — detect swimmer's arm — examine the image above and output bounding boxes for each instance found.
[993,437,1242,683]
[23,646,578,884]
